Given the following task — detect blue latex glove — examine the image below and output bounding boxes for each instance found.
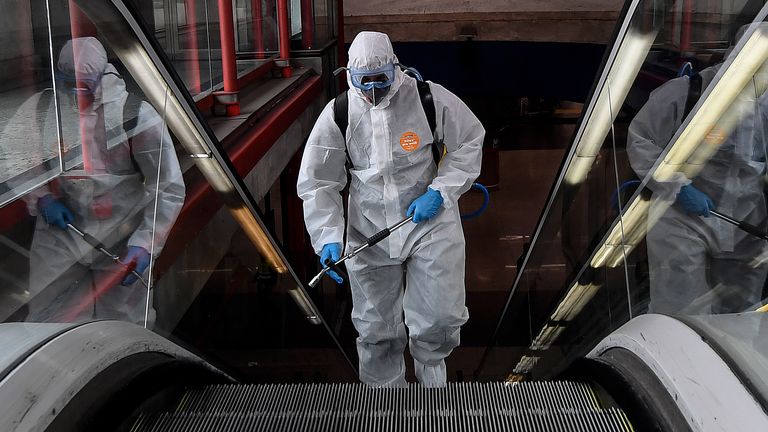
[37,194,74,229]
[407,188,444,223]
[677,184,715,217]
[320,243,343,284]
[120,246,150,286]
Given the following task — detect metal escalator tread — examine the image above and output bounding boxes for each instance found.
[134,382,632,431]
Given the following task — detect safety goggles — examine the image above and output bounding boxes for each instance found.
[348,63,395,91]
[55,70,103,96]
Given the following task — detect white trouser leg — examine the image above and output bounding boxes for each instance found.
[347,244,408,387]
[404,221,468,387]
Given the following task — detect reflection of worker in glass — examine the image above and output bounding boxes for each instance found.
[297,32,484,387]
[19,37,185,324]
[628,30,768,314]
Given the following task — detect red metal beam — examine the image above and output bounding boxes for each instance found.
[217,0,240,115]
[224,77,321,175]
[236,56,277,89]
[63,266,133,322]
[194,56,276,112]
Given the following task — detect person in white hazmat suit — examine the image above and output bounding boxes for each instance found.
[627,42,768,314]
[297,32,484,387]
[7,37,185,324]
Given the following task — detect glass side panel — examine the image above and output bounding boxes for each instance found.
[0,0,353,381]
[482,0,768,387]
[0,2,186,326]
[175,0,216,95]
[312,0,334,47]
[258,0,279,55]
[233,0,279,60]
[127,0,216,97]
[0,5,62,209]
[131,0,280,96]
[290,0,301,38]
[292,0,335,51]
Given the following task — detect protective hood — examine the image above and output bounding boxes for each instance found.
[725,22,768,60]
[58,37,108,108]
[346,31,404,106]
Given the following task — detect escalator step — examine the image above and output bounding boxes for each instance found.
[177,382,599,413]
[135,382,632,432]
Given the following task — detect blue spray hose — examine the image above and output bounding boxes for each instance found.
[461,183,490,220]
[610,180,641,212]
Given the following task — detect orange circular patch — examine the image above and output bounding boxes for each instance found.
[400,132,420,152]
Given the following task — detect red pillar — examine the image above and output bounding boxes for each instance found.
[300,0,314,49]
[68,1,97,38]
[184,0,202,94]
[217,0,240,116]
[68,1,105,174]
[252,0,265,59]
[680,0,693,53]
[276,0,293,77]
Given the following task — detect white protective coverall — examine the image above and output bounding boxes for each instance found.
[297,32,484,387]
[9,38,185,324]
[627,64,768,314]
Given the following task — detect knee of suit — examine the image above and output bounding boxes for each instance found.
[409,317,465,346]
[353,318,406,344]
[407,307,468,338]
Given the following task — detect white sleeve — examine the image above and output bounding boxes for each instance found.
[296,100,348,254]
[627,77,691,196]
[126,102,186,253]
[427,83,485,208]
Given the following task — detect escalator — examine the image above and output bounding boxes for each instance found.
[0,321,644,432]
[133,382,631,431]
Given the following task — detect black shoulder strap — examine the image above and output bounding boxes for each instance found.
[334,91,349,141]
[121,93,145,177]
[122,93,143,137]
[417,80,437,136]
[683,74,702,120]
[417,81,444,166]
